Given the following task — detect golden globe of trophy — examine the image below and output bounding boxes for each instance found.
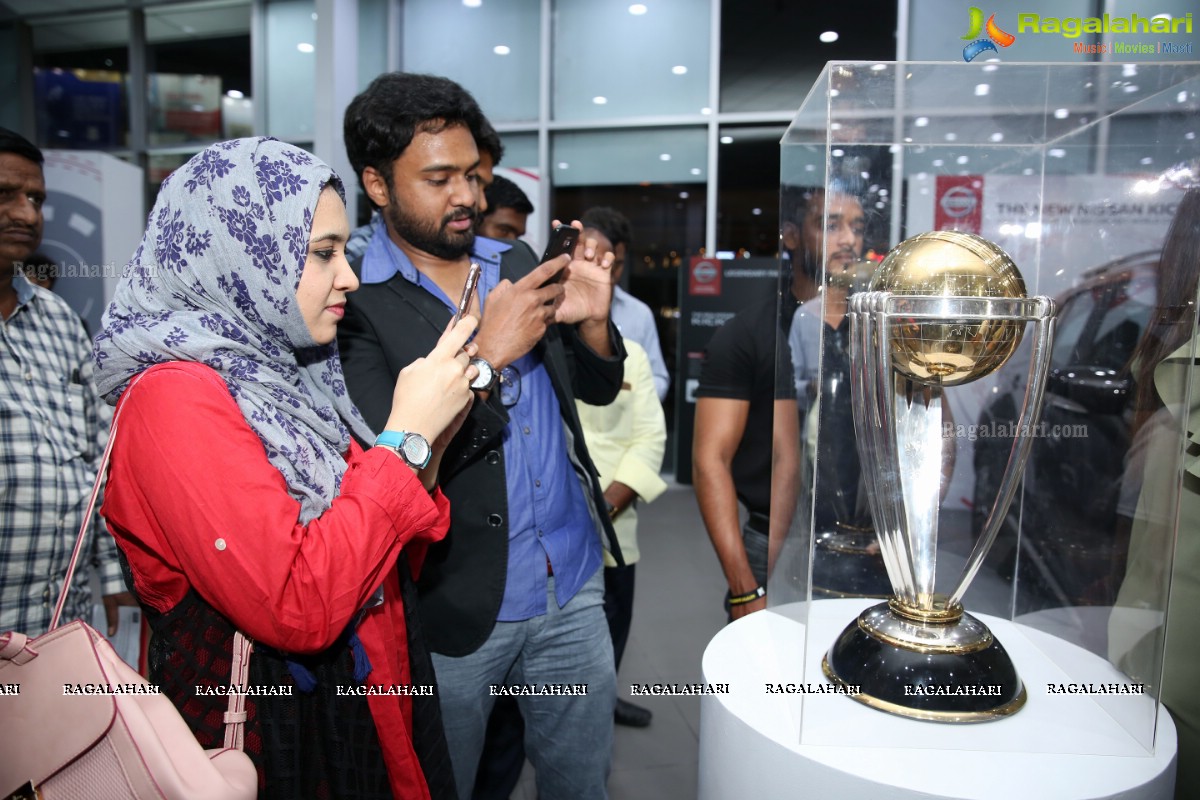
[822,230,1056,722]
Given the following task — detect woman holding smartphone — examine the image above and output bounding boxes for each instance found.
[93,137,474,799]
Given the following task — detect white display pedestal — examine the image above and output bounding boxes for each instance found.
[699,599,1176,800]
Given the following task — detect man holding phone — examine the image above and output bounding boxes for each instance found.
[339,73,625,800]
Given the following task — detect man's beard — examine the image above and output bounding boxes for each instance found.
[385,191,476,260]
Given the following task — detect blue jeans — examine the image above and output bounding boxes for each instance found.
[432,567,615,800]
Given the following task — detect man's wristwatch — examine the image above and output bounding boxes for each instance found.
[374,430,432,469]
[469,357,500,392]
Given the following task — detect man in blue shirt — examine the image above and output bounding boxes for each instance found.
[338,73,625,800]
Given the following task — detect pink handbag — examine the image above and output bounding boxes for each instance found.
[0,376,258,800]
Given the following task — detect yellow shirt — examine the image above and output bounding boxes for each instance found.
[576,341,667,566]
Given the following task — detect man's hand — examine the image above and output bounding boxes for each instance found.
[102,591,138,636]
[555,225,614,326]
[474,260,566,369]
[603,481,638,519]
[729,594,767,620]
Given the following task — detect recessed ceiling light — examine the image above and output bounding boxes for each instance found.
[914,116,928,127]
[557,162,570,169]
[672,65,687,75]
[1139,156,1153,165]
[463,0,482,6]
[751,208,762,216]
[871,64,887,71]
[296,42,315,53]
[1178,91,1189,103]
[975,83,990,96]
[493,45,510,55]
[1023,167,1034,175]
[832,149,845,157]
[957,155,969,164]
[629,3,647,14]
[989,132,1003,142]
[720,136,733,144]
[932,159,944,167]
[700,107,712,115]
[659,153,671,161]
[226,90,244,99]
[1048,148,1066,158]
[819,31,839,43]
[982,62,999,72]
[829,89,839,97]
[1054,108,1069,119]
[593,96,608,104]
[944,132,957,141]
[690,167,702,175]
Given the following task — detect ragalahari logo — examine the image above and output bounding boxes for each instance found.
[961,7,1015,61]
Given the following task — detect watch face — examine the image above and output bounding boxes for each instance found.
[470,357,497,391]
[401,433,431,467]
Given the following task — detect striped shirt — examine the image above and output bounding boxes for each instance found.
[0,273,123,635]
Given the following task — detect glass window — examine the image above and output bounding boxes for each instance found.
[716,125,784,258]
[551,127,706,187]
[721,3,894,114]
[554,0,710,121]
[146,1,251,148]
[264,0,316,141]
[402,0,539,124]
[357,0,389,91]
[498,132,537,171]
[30,10,130,149]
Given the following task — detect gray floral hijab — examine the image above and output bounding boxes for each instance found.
[94,137,374,523]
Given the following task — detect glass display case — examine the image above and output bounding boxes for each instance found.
[770,60,1200,756]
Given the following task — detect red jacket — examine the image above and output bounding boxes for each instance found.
[101,361,449,799]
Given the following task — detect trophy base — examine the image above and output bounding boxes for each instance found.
[822,600,1027,723]
[812,530,892,598]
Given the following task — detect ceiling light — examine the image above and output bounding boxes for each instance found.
[1177,91,1189,103]
[690,167,702,175]
[463,0,482,6]
[982,62,999,72]
[1054,108,1069,119]
[296,42,314,53]
[957,155,969,164]
[493,45,510,55]
[226,90,244,99]
[832,148,845,157]
[751,208,762,216]
[659,153,671,161]
[989,132,1003,142]
[944,132,957,141]
[975,83,990,96]
[720,136,733,144]
[819,31,839,43]
[1123,84,1139,93]
[914,116,929,127]
[871,64,887,71]
[1140,156,1153,165]
[592,96,608,104]
[672,65,687,75]
[700,107,712,115]
[629,3,647,14]
[557,162,569,169]
[1048,148,1066,158]
[679,191,689,199]
[932,159,945,167]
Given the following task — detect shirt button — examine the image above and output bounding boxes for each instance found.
[215,538,227,551]
[534,479,541,487]
[523,426,531,435]
[24,371,33,382]
[487,514,503,527]
[537,529,543,538]
[485,450,500,465]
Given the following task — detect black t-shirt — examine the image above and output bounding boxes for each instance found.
[696,294,798,517]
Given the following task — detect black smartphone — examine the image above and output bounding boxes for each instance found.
[453,262,482,324]
[538,225,580,288]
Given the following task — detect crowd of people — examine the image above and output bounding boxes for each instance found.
[1,67,1195,800]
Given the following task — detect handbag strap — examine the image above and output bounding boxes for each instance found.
[48,369,253,752]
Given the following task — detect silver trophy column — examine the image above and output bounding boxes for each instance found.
[822,231,1056,723]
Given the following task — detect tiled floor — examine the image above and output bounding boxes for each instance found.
[511,480,724,800]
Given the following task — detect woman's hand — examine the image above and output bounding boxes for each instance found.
[385,315,479,446]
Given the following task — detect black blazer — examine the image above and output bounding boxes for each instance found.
[338,242,626,657]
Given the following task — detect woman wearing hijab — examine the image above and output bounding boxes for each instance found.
[93,137,473,799]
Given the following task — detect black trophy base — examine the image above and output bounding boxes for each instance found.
[822,601,1027,723]
[812,531,892,599]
